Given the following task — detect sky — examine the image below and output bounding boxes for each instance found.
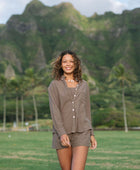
[0,0,139,24]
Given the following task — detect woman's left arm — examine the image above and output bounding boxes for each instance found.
[86,82,97,149]
[90,135,97,150]
[86,82,94,136]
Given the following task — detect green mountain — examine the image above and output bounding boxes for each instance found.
[0,0,140,128]
[0,0,139,81]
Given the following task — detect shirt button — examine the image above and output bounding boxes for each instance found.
[72,101,74,104]
[74,95,76,97]
[72,109,75,111]
[73,115,75,118]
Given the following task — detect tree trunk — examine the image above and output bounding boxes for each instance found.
[32,94,38,130]
[16,96,19,128]
[21,96,24,128]
[122,86,128,132]
[3,95,6,131]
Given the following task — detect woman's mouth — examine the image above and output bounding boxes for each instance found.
[65,67,72,70]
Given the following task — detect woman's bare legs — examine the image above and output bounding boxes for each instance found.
[57,147,72,170]
[71,146,89,170]
[56,146,88,170]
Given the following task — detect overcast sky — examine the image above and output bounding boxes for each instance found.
[0,0,139,24]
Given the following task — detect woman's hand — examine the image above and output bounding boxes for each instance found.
[60,134,71,147]
[90,135,97,150]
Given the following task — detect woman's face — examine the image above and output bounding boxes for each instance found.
[61,54,75,75]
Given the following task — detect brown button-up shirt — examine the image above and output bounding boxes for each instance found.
[48,75,94,137]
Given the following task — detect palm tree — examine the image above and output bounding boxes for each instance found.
[109,64,137,132]
[9,76,27,129]
[9,78,20,128]
[0,74,8,131]
[21,95,24,128]
[37,64,52,87]
[25,68,39,130]
[20,77,26,128]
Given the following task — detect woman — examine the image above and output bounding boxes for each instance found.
[48,50,97,170]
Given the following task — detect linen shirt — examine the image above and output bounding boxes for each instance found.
[48,75,94,137]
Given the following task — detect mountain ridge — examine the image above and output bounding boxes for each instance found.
[0,0,140,127]
[0,0,139,81]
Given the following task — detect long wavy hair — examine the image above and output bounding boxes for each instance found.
[52,50,82,81]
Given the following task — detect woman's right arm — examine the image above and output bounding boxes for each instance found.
[48,82,71,147]
[48,81,67,137]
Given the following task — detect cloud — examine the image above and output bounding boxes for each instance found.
[0,0,138,24]
[41,0,126,16]
[110,0,127,13]
[0,0,30,23]
[60,0,126,16]
[128,0,140,9]
[0,1,8,23]
[41,0,62,6]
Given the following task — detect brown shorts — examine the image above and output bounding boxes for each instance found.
[52,130,91,150]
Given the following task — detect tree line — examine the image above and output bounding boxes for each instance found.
[0,66,52,131]
[0,64,137,132]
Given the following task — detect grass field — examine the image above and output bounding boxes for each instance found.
[0,131,140,170]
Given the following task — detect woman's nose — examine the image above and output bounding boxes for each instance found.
[66,61,70,65]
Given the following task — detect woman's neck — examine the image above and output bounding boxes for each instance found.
[64,73,74,80]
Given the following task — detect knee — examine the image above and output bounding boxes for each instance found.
[61,165,71,170]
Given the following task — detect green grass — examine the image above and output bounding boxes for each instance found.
[0,131,139,170]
